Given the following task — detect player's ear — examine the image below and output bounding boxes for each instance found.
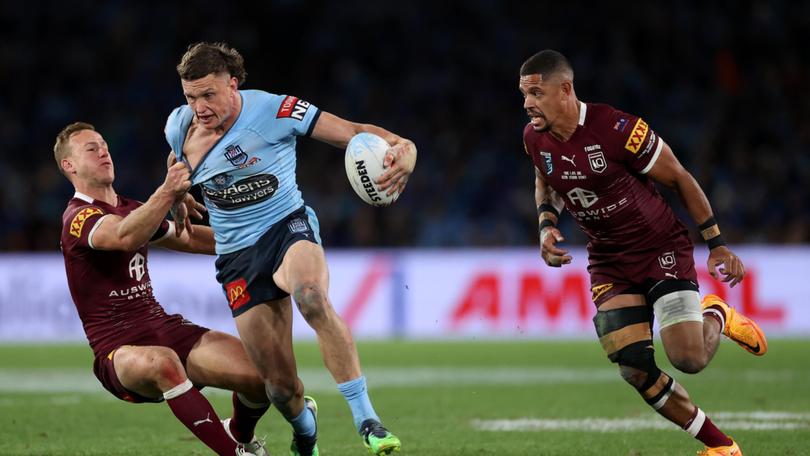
[560,80,573,97]
[61,158,75,174]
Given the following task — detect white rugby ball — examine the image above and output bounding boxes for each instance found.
[344,132,399,207]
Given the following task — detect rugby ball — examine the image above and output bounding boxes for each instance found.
[344,132,399,207]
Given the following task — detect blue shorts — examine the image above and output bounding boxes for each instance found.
[215,206,321,317]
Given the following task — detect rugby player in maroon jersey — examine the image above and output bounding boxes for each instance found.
[55,122,276,456]
[520,50,766,456]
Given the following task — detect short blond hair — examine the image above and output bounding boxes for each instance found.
[54,122,95,175]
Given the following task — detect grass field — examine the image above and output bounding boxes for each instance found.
[1,340,809,455]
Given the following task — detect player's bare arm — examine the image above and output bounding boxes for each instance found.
[311,111,417,195]
[646,141,745,287]
[535,166,571,267]
[154,224,215,254]
[91,162,191,251]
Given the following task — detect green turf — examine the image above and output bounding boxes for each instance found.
[1,340,809,455]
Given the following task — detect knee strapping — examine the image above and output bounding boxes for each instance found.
[641,371,676,410]
[594,307,677,410]
[615,346,676,410]
[593,306,653,363]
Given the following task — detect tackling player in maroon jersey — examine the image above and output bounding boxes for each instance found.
[520,50,767,456]
[55,122,276,456]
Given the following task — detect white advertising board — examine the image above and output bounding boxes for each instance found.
[0,247,805,341]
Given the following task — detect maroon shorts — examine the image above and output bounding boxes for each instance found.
[587,237,697,308]
[92,316,209,403]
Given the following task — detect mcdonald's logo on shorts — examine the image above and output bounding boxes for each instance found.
[225,278,251,311]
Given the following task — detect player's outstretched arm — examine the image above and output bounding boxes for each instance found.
[535,167,571,267]
[646,141,745,287]
[310,111,417,195]
[91,162,191,251]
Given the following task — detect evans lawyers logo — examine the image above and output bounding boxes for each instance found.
[202,174,279,210]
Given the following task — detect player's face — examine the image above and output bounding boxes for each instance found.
[66,129,115,185]
[181,73,239,130]
[519,74,564,132]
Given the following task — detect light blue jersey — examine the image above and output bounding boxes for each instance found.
[165,90,322,254]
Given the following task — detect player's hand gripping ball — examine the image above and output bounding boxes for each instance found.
[344,132,399,207]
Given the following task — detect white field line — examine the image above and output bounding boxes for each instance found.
[0,367,617,395]
[471,413,810,432]
[0,367,804,395]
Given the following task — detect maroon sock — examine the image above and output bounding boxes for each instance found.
[229,392,271,443]
[703,305,727,332]
[685,407,733,447]
[164,379,237,455]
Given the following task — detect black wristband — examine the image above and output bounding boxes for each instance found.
[698,216,717,231]
[539,219,556,232]
[707,234,727,250]
[537,203,560,218]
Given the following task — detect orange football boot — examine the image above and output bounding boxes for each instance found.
[697,439,742,455]
[702,294,768,356]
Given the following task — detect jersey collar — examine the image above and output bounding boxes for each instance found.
[73,191,94,204]
[578,101,587,126]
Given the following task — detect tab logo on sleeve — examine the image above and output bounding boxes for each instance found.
[69,207,103,237]
[276,96,311,121]
[624,118,649,154]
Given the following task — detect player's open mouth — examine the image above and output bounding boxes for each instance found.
[529,115,545,127]
[198,114,214,122]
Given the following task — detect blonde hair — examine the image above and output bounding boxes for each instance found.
[54,122,95,175]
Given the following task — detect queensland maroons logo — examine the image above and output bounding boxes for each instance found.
[588,151,607,173]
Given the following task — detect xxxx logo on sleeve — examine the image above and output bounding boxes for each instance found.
[69,207,103,237]
[624,118,649,154]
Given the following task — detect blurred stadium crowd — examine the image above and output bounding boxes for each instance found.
[1,1,808,250]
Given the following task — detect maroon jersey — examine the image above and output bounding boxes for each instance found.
[60,192,184,359]
[524,102,692,255]
[524,103,696,300]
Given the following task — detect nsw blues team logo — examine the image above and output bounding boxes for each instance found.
[540,151,553,175]
[224,144,248,166]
